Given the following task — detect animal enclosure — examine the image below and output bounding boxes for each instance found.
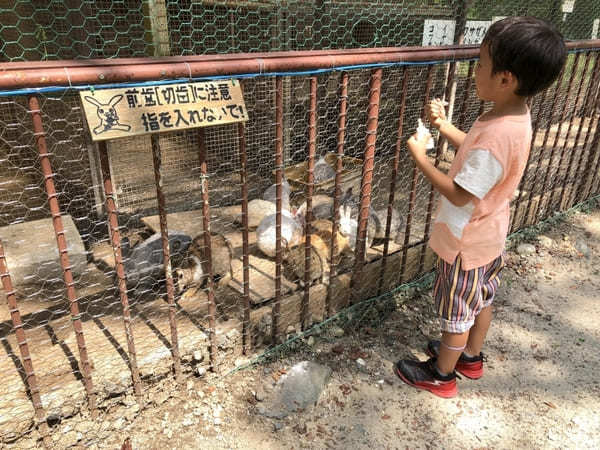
[1,1,600,447]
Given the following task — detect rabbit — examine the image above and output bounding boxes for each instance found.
[296,194,334,221]
[256,208,304,258]
[175,233,233,300]
[84,95,132,135]
[338,187,377,251]
[262,176,291,211]
[372,206,406,244]
[283,219,351,285]
[122,231,192,293]
[313,154,336,184]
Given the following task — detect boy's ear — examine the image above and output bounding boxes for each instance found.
[500,70,519,91]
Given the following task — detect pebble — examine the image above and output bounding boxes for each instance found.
[193,351,204,363]
[575,239,591,257]
[537,235,554,248]
[196,367,207,378]
[332,326,345,337]
[307,336,315,346]
[517,243,536,256]
[356,358,366,366]
[274,422,284,431]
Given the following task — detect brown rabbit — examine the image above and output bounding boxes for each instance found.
[283,219,350,285]
[175,233,233,300]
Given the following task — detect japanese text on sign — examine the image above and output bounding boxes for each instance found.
[79,80,248,141]
[422,19,492,46]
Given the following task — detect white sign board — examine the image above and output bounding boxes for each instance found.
[422,20,455,46]
[592,18,600,40]
[463,20,492,45]
[422,19,492,46]
[562,1,575,13]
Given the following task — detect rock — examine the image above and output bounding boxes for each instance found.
[196,367,207,378]
[307,336,315,346]
[575,239,591,257]
[193,351,204,363]
[517,243,536,256]
[356,358,366,366]
[286,325,296,335]
[255,386,267,402]
[537,235,554,248]
[331,326,345,337]
[257,361,332,419]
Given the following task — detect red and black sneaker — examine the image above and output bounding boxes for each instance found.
[426,340,486,380]
[394,357,458,398]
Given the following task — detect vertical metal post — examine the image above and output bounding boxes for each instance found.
[302,77,317,330]
[0,240,50,446]
[349,68,382,305]
[28,95,97,416]
[150,134,181,380]
[237,119,251,354]
[400,65,434,283]
[377,68,408,296]
[535,53,580,221]
[326,72,348,318]
[419,62,454,274]
[196,128,218,371]
[560,54,600,209]
[272,76,284,342]
[98,141,143,400]
[552,52,592,210]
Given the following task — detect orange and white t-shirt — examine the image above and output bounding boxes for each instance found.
[429,111,532,270]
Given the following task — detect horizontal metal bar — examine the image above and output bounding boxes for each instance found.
[1,41,597,90]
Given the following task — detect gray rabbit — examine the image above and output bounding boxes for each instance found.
[256,208,304,258]
[262,176,291,211]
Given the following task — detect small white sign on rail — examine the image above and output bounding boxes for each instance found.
[422,20,456,46]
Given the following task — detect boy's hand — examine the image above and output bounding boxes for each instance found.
[407,132,429,161]
[427,98,448,129]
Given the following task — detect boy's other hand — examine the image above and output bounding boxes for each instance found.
[407,133,429,161]
[427,98,448,129]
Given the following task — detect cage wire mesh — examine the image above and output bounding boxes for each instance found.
[0,0,600,447]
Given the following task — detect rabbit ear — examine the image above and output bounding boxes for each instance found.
[109,94,124,107]
[84,96,102,107]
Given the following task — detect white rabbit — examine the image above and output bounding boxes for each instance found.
[256,208,304,258]
[262,176,291,211]
[84,95,131,135]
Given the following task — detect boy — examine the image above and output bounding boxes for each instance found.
[395,17,567,398]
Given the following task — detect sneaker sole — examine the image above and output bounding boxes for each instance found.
[394,364,458,398]
[426,349,483,380]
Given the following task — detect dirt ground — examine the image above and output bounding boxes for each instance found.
[8,205,600,450]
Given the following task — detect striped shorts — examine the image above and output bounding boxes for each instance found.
[433,253,504,334]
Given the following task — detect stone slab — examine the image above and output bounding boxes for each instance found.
[0,215,87,287]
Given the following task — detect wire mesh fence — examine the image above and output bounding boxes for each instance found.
[0,1,600,448]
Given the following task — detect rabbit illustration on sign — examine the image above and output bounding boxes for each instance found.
[84,94,131,135]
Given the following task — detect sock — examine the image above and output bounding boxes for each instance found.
[463,350,475,358]
[434,363,448,377]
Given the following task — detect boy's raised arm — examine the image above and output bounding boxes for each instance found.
[428,99,467,149]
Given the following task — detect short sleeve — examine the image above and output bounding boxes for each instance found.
[454,149,503,199]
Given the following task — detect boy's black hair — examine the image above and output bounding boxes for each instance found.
[482,17,567,97]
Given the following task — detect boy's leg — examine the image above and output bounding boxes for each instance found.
[436,330,469,374]
[465,305,492,356]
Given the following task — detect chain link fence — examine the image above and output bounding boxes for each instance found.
[1,1,600,448]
